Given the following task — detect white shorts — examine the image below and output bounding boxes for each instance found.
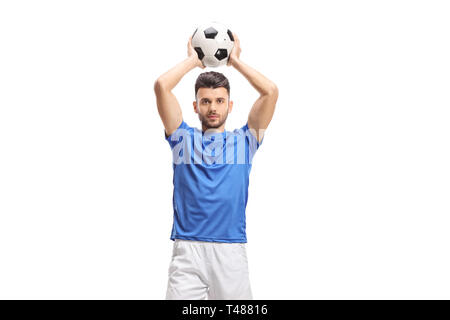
[165,239,253,300]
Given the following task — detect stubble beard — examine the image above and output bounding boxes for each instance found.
[199,112,228,130]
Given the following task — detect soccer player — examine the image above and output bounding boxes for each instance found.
[154,32,278,300]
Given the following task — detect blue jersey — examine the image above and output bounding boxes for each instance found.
[164,120,263,243]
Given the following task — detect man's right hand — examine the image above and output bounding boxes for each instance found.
[188,35,206,69]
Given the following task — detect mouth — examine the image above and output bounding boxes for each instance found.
[208,115,219,119]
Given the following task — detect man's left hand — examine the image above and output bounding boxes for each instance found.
[227,32,241,67]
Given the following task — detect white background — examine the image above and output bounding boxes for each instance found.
[1,0,449,299]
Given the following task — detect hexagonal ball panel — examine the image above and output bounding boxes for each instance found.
[204,27,218,39]
[227,29,234,41]
[214,49,228,61]
[194,47,205,60]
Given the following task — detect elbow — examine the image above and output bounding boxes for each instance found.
[269,84,279,96]
[264,84,278,98]
[154,78,169,92]
[263,83,278,96]
[154,79,163,92]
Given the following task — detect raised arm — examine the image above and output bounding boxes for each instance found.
[154,36,205,137]
[228,33,279,144]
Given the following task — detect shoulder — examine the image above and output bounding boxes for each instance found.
[234,122,264,146]
[164,119,192,140]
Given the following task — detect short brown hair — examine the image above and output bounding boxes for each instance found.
[195,71,230,100]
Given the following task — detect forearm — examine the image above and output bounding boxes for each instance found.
[155,56,198,91]
[232,59,277,96]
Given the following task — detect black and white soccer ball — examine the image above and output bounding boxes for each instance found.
[191,22,235,68]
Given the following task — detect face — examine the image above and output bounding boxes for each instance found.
[194,87,233,132]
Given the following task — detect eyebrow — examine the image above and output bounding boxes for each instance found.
[201,97,226,102]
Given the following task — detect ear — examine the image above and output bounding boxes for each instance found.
[228,100,233,113]
[193,101,198,114]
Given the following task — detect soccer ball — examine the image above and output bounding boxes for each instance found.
[191,22,235,68]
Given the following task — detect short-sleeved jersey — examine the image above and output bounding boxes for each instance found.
[164,120,263,243]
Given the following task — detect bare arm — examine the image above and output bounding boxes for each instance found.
[228,33,279,143]
[154,36,205,137]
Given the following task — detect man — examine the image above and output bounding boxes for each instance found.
[154,32,278,300]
